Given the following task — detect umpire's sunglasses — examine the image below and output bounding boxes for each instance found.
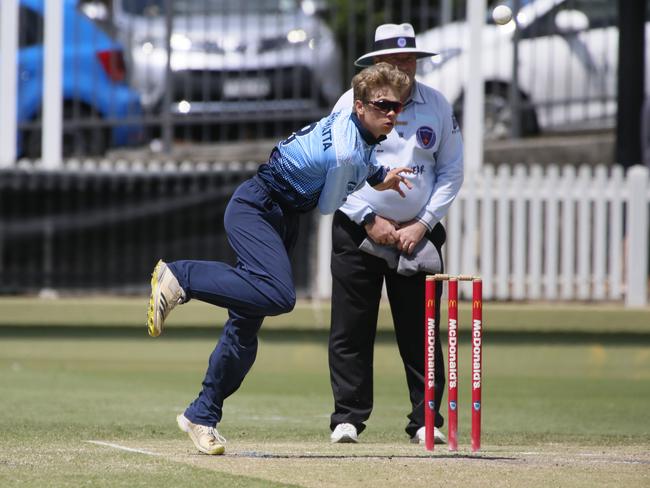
[366,99,403,114]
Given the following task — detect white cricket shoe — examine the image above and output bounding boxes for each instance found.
[177,414,226,455]
[331,423,358,443]
[411,426,447,445]
[147,260,185,337]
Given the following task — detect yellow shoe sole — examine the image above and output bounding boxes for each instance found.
[147,260,163,337]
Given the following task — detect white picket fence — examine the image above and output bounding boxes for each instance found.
[315,164,650,307]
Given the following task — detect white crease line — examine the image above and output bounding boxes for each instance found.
[86,440,161,456]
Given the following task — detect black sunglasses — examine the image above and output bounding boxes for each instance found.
[366,99,403,114]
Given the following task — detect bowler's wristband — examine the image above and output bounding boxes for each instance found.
[367,166,389,187]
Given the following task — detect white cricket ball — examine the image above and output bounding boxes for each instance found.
[492,5,513,25]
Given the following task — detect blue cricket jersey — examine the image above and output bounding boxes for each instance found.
[257,111,388,214]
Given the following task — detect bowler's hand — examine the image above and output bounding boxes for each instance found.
[365,215,399,246]
[396,220,427,254]
[373,167,413,197]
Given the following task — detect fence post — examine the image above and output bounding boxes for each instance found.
[42,0,63,169]
[625,165,649,307]
[161,0,174,154]
[463,0,486,170]
[315,214,333,299]
[0,0,18,167]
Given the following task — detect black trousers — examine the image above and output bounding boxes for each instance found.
[329,210,446,437]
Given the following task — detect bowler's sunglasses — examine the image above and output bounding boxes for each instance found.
[366,99,403,114]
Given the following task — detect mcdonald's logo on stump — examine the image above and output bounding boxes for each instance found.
[423,274,483,453]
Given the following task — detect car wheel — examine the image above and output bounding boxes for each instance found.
[23,102,110,159]
[62,103,109,157]
[454,83,539,140]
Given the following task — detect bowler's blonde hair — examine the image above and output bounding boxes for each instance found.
[352,62,410,103]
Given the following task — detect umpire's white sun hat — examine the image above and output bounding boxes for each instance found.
[354,23,437,67]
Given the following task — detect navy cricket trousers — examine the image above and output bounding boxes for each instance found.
[168,176,299,426]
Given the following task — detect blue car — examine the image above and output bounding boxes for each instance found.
[16,0,143,157]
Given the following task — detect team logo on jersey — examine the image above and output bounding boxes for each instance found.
[416,126,436,149]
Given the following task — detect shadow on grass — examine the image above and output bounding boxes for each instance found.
[0,325,647,345]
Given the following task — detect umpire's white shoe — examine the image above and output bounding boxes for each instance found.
[331,423,358,443]
[147,259,185,337]
[177,414,226,455]
[410,426,447,445]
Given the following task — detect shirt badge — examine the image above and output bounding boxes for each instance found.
[416,126,436,149]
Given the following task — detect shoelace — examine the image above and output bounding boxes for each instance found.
[197,424,227,444]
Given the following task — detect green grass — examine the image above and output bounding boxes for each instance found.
[1,296,649,332]
[0,298,649,486]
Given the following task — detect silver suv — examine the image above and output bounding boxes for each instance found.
[112,0,342,121]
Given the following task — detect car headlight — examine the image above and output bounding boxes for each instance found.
[133,33,193,54]
[287,29,308,44]
[132,34,163,53]
[259,29,315,52]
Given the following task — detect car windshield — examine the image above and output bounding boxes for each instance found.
[121,0,300,16]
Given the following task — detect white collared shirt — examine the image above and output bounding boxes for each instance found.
[331,81,464,230]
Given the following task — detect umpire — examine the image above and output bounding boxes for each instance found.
[328,23,464,444]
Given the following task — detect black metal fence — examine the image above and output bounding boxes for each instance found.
[11,0,638,159]
[0,165,317,295]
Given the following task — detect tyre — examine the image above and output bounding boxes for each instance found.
[453,83,539,140]
[23,102,110,159]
